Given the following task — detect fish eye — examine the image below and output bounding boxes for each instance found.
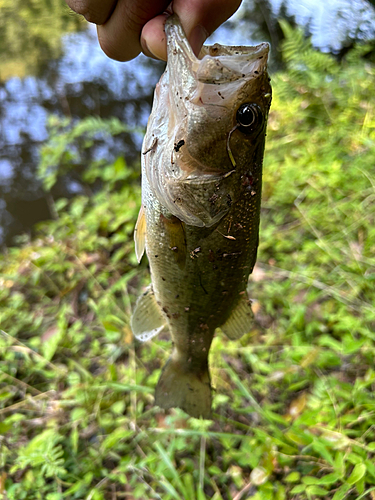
[236,103,263,133]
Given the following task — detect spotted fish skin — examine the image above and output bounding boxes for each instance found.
[132,15,272,418]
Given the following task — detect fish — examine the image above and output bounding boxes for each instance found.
[132,14,272,419]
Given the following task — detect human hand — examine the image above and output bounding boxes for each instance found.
[65,0,242,61]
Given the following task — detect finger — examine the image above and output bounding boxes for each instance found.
[140,14,170,61]
[141,0,242,61]
[66,0,117,25]
[174,0,243,49]
[97,0,170,61]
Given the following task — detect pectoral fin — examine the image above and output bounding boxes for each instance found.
[220,294,254,340]
[160,214,187,270]
[134,205,146,263]
[131,286,166,342]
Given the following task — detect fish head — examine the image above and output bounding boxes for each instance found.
[165,16,272,176]
[142,15,272,226]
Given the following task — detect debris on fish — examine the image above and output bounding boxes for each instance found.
[132,14,272,419]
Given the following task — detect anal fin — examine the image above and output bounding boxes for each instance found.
[131,286,166,342]
[134,205,146,263]
[220,294,254,340]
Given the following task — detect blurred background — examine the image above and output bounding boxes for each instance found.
[1,0,375,247]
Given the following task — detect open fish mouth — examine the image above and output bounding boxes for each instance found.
[197,42,270,84]
[165,15,270,86]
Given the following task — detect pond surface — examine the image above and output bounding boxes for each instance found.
[1,0,374,246]
[0,21,164,246]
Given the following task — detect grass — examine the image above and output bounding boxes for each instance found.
[0,26,375,500]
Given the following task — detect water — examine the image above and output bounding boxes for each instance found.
[0,24,163,246]
[1,0,374,247]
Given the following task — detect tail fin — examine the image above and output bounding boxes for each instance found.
[155,357,212,419]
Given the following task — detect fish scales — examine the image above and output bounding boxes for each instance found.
[132,15,272,418]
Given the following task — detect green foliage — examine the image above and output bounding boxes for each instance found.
[11,430,66,479]
[0,0,84,81]
[1,27,375,500]
[38,115,139,191]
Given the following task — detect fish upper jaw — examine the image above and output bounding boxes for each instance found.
[165,15,270,115]
[196,42,270,85]
[165,15,270,111]
[165,15,270,87]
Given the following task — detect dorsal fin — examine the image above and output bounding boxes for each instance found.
[134,205,146,263]
[220,294,254,340]
[131,286,166,342]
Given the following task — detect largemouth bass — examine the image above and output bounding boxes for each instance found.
[132,15,271,418]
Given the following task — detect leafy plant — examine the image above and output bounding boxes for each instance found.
[37,115,139,191]
[1,25,375,500]
[11,430,66,479]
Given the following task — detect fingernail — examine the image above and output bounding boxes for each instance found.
[189,25,209,57]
